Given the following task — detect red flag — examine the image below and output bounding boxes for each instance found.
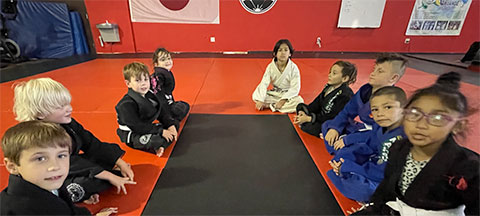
[129,0,219,24]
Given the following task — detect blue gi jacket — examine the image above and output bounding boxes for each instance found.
[327,124,406,202]
[322,84,376,153]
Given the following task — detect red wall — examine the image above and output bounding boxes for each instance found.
[85,0,480,54]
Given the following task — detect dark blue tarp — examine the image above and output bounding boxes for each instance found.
[69,11,89,55]
[5,0,74,59]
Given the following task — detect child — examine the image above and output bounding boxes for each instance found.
[322,53,407,154]
[294,60,357,137]
[356,72,479,215]
[327,86,407,202]
[13,78,135,203]
[252,39,304,113]
[116,62,178,157]
[1,120,118,215]
[151,47,190,122]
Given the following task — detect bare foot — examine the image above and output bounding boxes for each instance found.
[156,147,165,157]
[83,194,100,204]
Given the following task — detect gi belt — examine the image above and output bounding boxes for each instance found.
[118,125,133,143]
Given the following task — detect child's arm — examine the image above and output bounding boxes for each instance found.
[314,92,352,125]
[95,171,136,195]
[252,65,272,103]
[157,102,177,130]
[69,155,105,177]
[323,84,370,143]
[151,70,166,95]
[95,207,118,216]
[341,130,373,148]
[69,119,125,169]
[115,158,134,181]
[330,128,372,151]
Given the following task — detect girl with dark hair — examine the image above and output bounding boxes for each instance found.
[151,47,190,122]
[294,60,357,137]
[252,39,304,113]
[355,72,479,215]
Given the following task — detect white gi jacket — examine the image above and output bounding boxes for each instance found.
[252,58,304,113]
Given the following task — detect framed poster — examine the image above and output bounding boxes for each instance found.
[406,0,472,36]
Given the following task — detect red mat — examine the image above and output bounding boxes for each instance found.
[1,57,478,216]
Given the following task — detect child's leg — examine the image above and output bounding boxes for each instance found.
[64,176,112,203]
[130,133,171,154]
[278,96,304,113]
[170,101,190,121]
[295,103,309,114]
[327,170,379,202]
[299,122,322,137]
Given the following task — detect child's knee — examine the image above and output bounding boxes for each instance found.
[129,134,167,153]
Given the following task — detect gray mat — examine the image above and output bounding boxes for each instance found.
[143,114,342,215]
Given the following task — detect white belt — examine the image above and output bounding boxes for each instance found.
[118,125,131,131]
[118,125,132,143]
[386,198,465,216]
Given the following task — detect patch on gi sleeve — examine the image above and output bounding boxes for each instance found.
[139,134,152,145]
[66,183,85,202]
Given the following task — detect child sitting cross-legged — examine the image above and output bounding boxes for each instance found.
[354,72,479,215]
[13,78,135,204]
[151,47,190,122]
[327,86,407,202]
[322,53,407,154]
[116,62,179,157]
[294,60,357,137]
[1,121,117,215]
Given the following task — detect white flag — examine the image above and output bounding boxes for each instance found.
[129,0,219,24]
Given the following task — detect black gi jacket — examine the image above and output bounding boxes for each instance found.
[61,118,125,178]
[115,88,176,136]
[151,67,176,99]
[1,175,92,215]
[303,83,353,124]
[358,135,479,215]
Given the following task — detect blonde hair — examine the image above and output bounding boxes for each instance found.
[13,78,71,122]
[2,120,72,165]
[123,62,150,81]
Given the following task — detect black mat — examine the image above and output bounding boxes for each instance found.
[143,114,342,215]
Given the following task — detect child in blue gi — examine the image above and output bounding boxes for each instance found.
[328,86,407,202]
[323,53,407,154]
[294,60,357,137]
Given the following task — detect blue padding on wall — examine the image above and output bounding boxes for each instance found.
[5,0,74,59]
[69,11,89,55]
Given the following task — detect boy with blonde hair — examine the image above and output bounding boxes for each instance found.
[116,62,178,157]
[1,121,117,215]
[13,77,135,204]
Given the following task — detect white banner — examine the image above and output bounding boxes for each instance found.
[129,0,219,24]
[406,0,472,36]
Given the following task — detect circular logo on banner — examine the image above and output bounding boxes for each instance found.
[240,0,277,14]
[159,0,190,11]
